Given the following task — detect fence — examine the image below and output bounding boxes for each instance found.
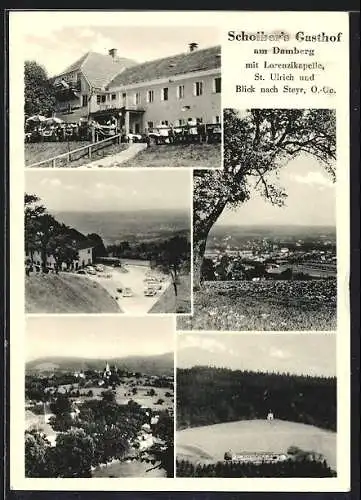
[26,133,122,168]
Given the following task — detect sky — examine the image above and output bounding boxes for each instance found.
[26,316,174,361]
[25,170,191,212]
[217,153,336,227]
[178,333,336,377]
[17,17,219,77]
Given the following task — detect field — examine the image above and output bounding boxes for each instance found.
[121,143,221,169]
[92,459,165,477]
[25,141,128,168]
[177,280,337,331]
[25,273,120,313]
[176,419,336,471]
[149,274,191,314]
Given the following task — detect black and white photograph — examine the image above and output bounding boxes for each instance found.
[178,108,337,331]
[176,333,336,478]
[25,170,191,314]
[23,24,221,169]
[25,316,174,478]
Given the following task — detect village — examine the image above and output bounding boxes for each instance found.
[26,360,174,477]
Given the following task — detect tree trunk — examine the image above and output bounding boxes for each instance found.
[193,199,227,291]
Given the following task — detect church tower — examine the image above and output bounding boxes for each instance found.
[103,361,111,379]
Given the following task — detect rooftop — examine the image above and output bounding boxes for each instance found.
[55,51,137,89]
[106,45,221,89]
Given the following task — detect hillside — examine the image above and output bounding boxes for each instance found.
[150,275,191,314]
[52,209,190,245]
[26,351,174,377]
[25,273,120,313]
[177,419,336,471]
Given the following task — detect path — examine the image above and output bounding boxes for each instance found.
[83,143,147,168]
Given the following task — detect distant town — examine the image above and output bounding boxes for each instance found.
[203,226,336,281]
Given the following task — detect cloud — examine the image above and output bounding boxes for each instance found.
[180,335,234,355]
[40,178,62,187]
[293,171,333,188]
[269,347,291,360]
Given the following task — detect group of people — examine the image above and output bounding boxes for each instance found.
[145,118,218,145]
[25,118,118,143]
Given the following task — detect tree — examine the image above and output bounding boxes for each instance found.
[52,429,95,477]
[140,412,174,477]
[193,109,336,289]
[25,430,53,477]
[24,194,46,258]
[50,393,72,417]
[24,61,56,117]
[201,257,216,281]
[156,235,190,296]
[87,233,107,259]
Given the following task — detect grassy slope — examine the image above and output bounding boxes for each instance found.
[177,280,336,331]
[25,141,129,168]
[121,143,221,168]
[149,274,191,314]
[25,273,120,313]
[176,419,336,470]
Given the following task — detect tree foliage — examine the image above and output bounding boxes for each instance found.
[24,61,56,117]
[177,367,336,431]
[176,457,335,478]
[193,109,336,288]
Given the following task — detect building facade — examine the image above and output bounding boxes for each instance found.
[52,44,221,133]
[26,244,94,271]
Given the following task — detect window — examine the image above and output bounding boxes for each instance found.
[194,81,203,96]
[88,249,91,254]
[122,93,127,106]
[196,117,203,124]
[161,87,169,101]
[147,90,154,103]
[164,120,169,126]
[134,92,141,105]
[82,94,88,107]
[101,95,106,103]
[111,94,116,100]
[177,85,185,99]
[147,121,154,130]
[213,77,221,93]
[97,95,101,104]
[213,115,221,124]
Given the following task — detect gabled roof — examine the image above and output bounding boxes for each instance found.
[56,52,137,89]
[107,45,221,89]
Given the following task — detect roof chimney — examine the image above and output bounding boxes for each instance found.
[108,48,117,59]
[189,42,198,52]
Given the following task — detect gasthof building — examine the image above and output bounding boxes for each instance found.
[52,43,221,135]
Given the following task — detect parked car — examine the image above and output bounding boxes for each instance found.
[122,287,134,297]
[77,269,87,275]
[144,287,157,297]
[86,266,97,275]
[95,264,105,272]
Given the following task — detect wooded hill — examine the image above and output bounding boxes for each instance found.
[177,367,336,431]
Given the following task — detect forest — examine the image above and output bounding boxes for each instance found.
[177,367,336,431]
[176,458,336,478]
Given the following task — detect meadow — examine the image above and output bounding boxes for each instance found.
[25,141,128,168]
[177,280,337,331]
[121,143,221,169]
[176,419,336,471]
